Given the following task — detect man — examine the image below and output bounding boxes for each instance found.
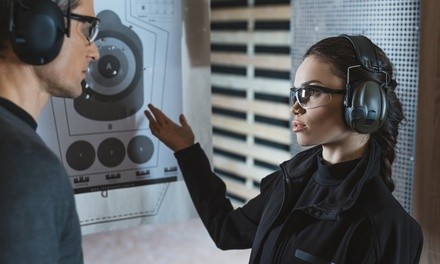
[0,0,100,263]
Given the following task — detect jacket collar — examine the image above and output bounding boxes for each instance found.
[280,139,382,219]
[280,145,322,183]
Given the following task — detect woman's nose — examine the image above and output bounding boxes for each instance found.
[290,101,305,115]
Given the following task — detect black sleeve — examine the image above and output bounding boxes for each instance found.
[377,219,424,264]
[175,143,279,250]
[361,178,424,264]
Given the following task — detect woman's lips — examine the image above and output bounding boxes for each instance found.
[293,120,306,132]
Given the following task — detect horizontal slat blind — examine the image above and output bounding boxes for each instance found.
[211,53,291,71]
[211,32,291,46]
[212,115,291,145]
[211,6,291,21]
[211,0,291,204]
[212,94,290,120]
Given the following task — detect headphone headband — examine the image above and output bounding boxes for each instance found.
[339,34,382,72]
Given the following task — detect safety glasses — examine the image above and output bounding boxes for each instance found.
[290,85,345,109]
[64,12,101,44]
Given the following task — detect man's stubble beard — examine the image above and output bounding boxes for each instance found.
[34,67,82,99]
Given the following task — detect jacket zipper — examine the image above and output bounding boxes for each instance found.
[271,168,295,263]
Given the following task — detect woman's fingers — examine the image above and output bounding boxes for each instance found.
[145,104,179,135]
[144,110,158,131]
[144,104,195,151]
[148,104,175,127]
[147,104,163,125]
[179,114,188,127]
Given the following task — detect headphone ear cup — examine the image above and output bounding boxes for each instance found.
[377,83,388,128]
[344,80,388,134]
[8,0,65,65]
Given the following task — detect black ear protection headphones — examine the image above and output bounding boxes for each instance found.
[340,34,389,134]
[7,0,70,65]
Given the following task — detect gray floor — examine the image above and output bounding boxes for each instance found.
[83,218,251,264]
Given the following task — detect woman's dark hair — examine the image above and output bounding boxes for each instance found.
[304,36,405,192]
[0,0,80,52]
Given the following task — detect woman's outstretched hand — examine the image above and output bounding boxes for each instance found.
[144,104,195,152]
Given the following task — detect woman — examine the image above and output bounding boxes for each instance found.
[144,35,423,263]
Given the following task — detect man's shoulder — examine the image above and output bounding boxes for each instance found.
[0,120,68,195]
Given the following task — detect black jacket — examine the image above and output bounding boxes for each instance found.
[175,140,423,263]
